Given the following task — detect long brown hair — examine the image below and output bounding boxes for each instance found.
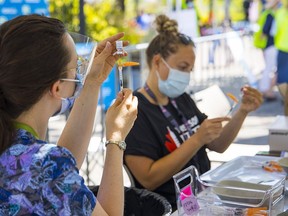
[0,14,70,154]
[146,14,195,68]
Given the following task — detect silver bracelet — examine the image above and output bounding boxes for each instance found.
[105,140,126,151]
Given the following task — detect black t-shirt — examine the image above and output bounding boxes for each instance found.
[124,91,210,210]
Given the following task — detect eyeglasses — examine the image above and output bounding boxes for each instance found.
[60,73,83,85]
[178,33,195,47]
[60,73,84,98]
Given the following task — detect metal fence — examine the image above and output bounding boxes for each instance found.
[122,30,262,93]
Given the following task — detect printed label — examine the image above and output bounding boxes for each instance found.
[180,185,199,215]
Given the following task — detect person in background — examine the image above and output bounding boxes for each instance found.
[0,14,138,215]
[136,10,152,30]
[243,0,252,22]
[124,14,263,211]
[254,0,279,101]
[274,0,288,115]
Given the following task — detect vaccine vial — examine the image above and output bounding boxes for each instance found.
[113,41,124,55]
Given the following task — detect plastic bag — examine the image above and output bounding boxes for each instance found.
[173,165,203,215]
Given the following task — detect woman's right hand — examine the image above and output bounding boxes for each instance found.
[85,33,128,86]
[105,89,138,141]
[193,117,230,146]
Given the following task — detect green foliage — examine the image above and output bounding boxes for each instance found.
[49,0,144,44]
[49,0,80,32]
[84,0,119,41]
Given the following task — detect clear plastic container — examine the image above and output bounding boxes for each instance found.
[173,165,285,216]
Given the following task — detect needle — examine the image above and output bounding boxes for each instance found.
[226,102,237,116]
[226,92,239,116]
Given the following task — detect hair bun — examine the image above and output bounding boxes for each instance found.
[155,14,178,36]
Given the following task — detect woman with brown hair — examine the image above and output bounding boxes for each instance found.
[0,14,138,215]
[124,14,262,211]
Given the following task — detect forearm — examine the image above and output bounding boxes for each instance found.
[208,109,248,152]
[141,137,203,190]
[97,145,124,216]
[58,79,100,168]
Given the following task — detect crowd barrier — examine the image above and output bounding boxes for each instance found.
[123,30,263,94]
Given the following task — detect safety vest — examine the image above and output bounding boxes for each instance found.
[275,7,288,52]
[253,9,273,49]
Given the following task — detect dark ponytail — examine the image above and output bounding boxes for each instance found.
[0,89,14,153]
[0,14,70,154]
[0,112,14,155]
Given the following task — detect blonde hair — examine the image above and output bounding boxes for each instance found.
[146,14,194,68]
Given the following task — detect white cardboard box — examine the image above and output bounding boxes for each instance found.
[269,115,288,151]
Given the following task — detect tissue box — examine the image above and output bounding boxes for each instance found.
[269,115,288,151]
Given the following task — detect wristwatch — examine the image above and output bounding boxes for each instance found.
[105,140,126,151]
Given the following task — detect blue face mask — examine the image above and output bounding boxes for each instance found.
[158,58,191,98]
[53,73,83,116]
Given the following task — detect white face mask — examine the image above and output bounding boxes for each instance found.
[157,58,191,98]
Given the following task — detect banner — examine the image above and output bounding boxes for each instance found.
[0,0,49,24]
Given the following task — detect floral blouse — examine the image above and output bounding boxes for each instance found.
[0,128,96,215]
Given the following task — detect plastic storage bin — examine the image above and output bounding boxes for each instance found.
[173,159,286,216]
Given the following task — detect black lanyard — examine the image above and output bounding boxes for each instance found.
[144,83,193,138]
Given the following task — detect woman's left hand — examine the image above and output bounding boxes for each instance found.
[86,33,128,84]
[239,85,263,114]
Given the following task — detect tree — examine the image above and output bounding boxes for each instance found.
[49,0,144,43]
[49,0,80,32]
[116,0,125,12]
[79,0,86,34]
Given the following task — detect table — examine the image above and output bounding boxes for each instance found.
[171,155,288,216]
[171,189,288,216]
